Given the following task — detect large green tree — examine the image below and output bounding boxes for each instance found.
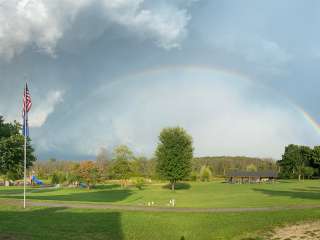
[0,116,36,181]
[279,144,312,180]
[156,127,193,190]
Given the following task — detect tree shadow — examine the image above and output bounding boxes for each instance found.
[162,182,191,190]
[0,207,123,239]
[0,189,133,203]
[253,188,320,200]
[93,184,120,190]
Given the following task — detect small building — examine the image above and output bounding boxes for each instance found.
[226,170,278,184]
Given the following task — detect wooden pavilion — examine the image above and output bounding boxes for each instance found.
[226,170,278,184]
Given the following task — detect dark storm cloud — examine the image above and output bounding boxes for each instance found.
[1,0,320,159]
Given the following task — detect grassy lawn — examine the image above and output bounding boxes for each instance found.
[1,180,320,239]
[0,180,319,208]
[1,205,320,240]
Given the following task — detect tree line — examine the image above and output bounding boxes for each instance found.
[2,115,318,190]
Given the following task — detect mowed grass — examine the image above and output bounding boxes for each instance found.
[0,180,320,208]
[1,205,320,240]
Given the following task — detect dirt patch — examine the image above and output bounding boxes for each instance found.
[265,221,320,240]
[0,234,17,240]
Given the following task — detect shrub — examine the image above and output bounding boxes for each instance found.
[190,171,198,181]
[200,165,212,182]
[51,173,60,185]
[134,177,145,190]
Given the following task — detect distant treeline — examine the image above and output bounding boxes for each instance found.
[31,153,277,183]
[192,156,278,177]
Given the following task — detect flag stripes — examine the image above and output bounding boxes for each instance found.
[23,83,32,137]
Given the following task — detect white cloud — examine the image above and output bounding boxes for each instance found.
[211,34,292,74]
[0,0,193,60]
[44,68,319,159]
[29,90,63,127]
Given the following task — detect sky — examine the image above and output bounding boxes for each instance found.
[1,0,320,160]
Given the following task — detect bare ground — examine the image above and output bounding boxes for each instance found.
[264,221,320,240]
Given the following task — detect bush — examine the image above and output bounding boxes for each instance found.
[51,173,60,185]
[200,165,212,182]
[190,171,197,181]
[51,172,67,185]
[134,178,145,190]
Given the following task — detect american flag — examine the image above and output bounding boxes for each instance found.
[23,83,32,113]
[23,83,32,137]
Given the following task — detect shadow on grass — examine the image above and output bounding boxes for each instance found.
[253,187,320,200]
[93,184,120,190]
[0,207,123,240]
[162,182,191,190]
[0,189,133,203]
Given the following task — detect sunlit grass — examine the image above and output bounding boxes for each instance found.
[1,180,320,208]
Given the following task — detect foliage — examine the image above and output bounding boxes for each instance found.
[303,166,315,179]
[134,177,145,190]
[0,117,36,181]
[192,156,277,177]
[199,165,212,181]
[111,159,132,187]
[0,134,36,180]
[312,146,320,166]
[78,161,99,189]
[96,147,110,180]
[111,145,133,187]
[278,144,316,180]
[51,173,60,185]
[113,145,134,161]
[156,127,193,190]
[190,171,197,181]
[51,172,67,185]
[0,116,20,139]
[246,164,258,172]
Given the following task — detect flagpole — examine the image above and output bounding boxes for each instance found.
[23,86,27,209]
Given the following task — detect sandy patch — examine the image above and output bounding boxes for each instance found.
[265,221,320,240]
[0,234,17,240]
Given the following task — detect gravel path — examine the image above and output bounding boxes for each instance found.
[1,199,320,213]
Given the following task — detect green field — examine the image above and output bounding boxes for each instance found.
[1,180,319,208]
[1,180,320,239]
[1,206,320,240]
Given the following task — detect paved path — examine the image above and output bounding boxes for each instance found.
[1,199,320,213]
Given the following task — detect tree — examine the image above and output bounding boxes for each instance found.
[279,144,312,180]
[0,134,36,181]
[0,117,36,182]
[113,145,134,161]
[111,145,133,187]
[96,147,110,180]
[156,127,193,190]
[303,166,314,179]
[78,161,99,189]
[199,165,212,181]
[312,146,320,165]
[0,116,20,139]
[111,159,132,187]
[246,164,257,172]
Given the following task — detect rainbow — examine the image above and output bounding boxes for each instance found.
[293,105,320,136]
[79,64,320,136]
